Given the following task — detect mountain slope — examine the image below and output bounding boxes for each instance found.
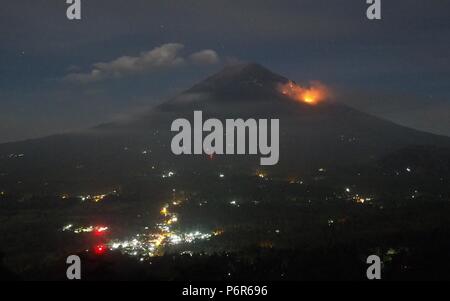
[0,63,449,193]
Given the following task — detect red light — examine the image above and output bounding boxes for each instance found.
[94,244,107,255]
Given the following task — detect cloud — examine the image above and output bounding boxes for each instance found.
[190,50,220,65]
[65,43,221,83]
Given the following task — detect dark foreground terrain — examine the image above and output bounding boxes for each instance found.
[1,149,449,280]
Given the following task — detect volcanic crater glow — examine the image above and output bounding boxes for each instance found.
[278,81,329,105]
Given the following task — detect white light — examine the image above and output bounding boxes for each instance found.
[62,224,73,231]
[169,234,182,245]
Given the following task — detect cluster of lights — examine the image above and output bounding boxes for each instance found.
[162,171,176,178]
[344,188,373,204]
[8,153,25,159]
[62,224,109,235]
[410,190,420,199]
[110,236,158,257]
[142,149,152,155]
[229,200,240,207]
[109,228,217,258]
[78,194,108,202]
[160,206,169,216]
[74,226,94,234]
[93,194,107,203]
[64,190,118,202]
[288,178,304,185]
[183,231,213,243]
[105,199,221,260]
[167,216,178,225]
[64,193,111,202]
[62,192,222,259]
[355,197,372,204]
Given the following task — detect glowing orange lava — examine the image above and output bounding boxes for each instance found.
[278,81,329,105]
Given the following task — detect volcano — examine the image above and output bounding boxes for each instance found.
[0,63,449,193]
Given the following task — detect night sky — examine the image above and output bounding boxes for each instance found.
[1,0,449,142]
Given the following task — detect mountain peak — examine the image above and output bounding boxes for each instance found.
[185,62,288,97]
[210,62,280,78]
